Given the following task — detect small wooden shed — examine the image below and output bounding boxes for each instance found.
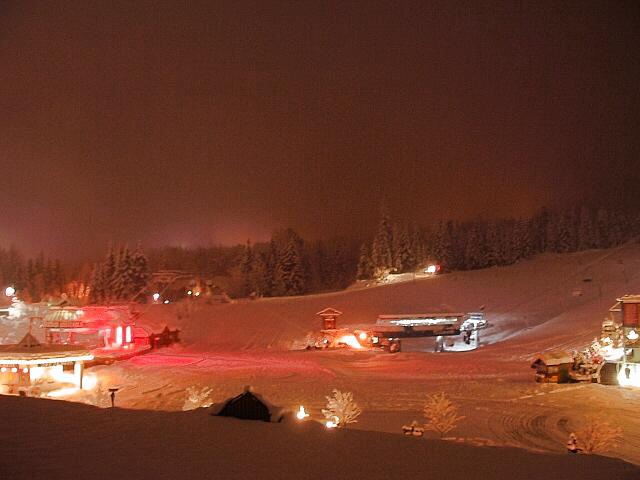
[209,386,287,422]
[531,351,574,383]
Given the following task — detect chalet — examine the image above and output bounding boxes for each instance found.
[531,352,574,383]
[0,332,92,395]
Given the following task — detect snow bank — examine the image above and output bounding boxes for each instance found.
[0,395,637,480]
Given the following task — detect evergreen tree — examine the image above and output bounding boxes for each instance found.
[512,218,533,261]
[409,224,427,268]
[239,240,255,296]
[131,243,150,300]
[464,223,485,270]
[89,262,105,303]
[595,208,610,249]
[484,221,502,267]
[392,223,413,273]
[274,237,306,296]
[578,206,595,250]
[103,244,118,300]
[556,210,576,253]
[356,243,374,280]
[371,204,394,274]
[434,221,455,272]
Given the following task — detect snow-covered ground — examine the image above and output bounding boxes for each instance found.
[0,395,637,480]
[2,241,640,475]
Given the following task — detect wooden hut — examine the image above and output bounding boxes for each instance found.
[317,308,343,330]
[530,352,574,383]
[210,386,287,422]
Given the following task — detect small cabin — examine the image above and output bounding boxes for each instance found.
[209,386,286,422]
[531,352,574,383]
[316,308,343,330]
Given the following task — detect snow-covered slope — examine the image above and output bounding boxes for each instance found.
[0,395,637,480]
[139,241,640,354]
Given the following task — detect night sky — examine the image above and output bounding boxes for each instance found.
[1,1,638,258]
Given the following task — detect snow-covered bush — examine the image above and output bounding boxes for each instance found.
[183,386,213,411]
[576,416,622,454]
[322,389,362,427]
[423,392,465,437]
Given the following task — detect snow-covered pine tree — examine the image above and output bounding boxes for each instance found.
[556,210,576,253]
[409,224,427,268]
[89,262,105,303]
[322,389,362,427]
[545,211,559,253]
[356,243,374,280]
[578,205,595,250]
[131,243,150,301]
[112,245,135,300]
[274,237,306,296]
[512,218,533,261]
[594,208,610,249]
[259,242,274,297]
[484,221,502,267]
[392,223,413,273]
[433,221,456,271]
[371,204,394,274]
[102,244,118,301]
[239,240,254,296]
[463,222,485,270]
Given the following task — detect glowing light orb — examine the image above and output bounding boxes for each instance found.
[296,405,309,420]
[426,265,437,274]
[164,299,170,304]
[618,363,640,387]
[358,332,367,341]
[4,286,15,297]
[152,293,160,302]
[187,290,192,295]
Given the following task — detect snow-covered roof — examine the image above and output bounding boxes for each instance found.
[316,308,343,316]
[531,351,573,366]
[617,295,640,304]
[0,332,92,362]
[209,385,288,423]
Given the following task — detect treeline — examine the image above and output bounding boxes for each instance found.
[88,244,150,303]
[2,204,639,303]
[358,205,640,279]
[237,229,359,297]
[148,229,359,297]
[0,248,66,302]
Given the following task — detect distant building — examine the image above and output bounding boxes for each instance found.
[0,332,92,395]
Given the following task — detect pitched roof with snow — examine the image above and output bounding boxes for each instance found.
[0,332,92,362]
[316,308,343,316]
[531,351,574,367]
